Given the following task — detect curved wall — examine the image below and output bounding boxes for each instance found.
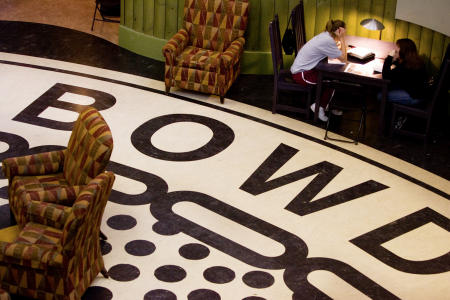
[119,0,450,75]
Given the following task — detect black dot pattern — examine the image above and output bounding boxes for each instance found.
[144,289,177,300]
[100,240,112,256]
[188,289,220,300]
[108,264,140,281]
[125,240,155,256]
[81,286,113,300]
[154,265,186,282]
[179,243,210,260]
[107,214,137,230]
[203,266,235,284]
[242,271,274,288]
[152,221,180,235]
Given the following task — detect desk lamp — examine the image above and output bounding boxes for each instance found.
[360,18,385,40]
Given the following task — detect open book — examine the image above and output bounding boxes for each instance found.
[347,47,375,61]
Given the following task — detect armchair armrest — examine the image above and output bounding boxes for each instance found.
[0,241,64,269]
[27,200,73,229]
[221,37,246,68]
[162,28,189,62]
[1,150,66,180]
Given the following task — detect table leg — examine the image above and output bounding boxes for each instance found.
[379,84,388,134]
[314,72,323,122]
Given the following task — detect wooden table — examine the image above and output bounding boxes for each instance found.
[314,60,390,134]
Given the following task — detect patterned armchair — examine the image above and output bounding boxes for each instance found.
[162,0,249,104]
[2,107,113,227]
[0,172,115,300]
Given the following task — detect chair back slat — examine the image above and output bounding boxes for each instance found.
[269,14,283,78]
[291,0,307,55]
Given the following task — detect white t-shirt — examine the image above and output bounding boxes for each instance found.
[290,31,342,74]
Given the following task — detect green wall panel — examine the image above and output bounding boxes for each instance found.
[143,0,155,35]
[133,0,144,32]
[120,0,450,75]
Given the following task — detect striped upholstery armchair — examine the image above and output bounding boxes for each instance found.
[0,172,115,300]
[162,0,249,104]
[2,107,113,227]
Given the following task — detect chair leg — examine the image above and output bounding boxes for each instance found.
[101,267,109,278]
[100,230,108,240]
[165,85,170,95]
[324,113,332,140]
[91,2,99,31]
[220,95,225,104]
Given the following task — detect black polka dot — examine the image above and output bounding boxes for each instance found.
[154,265,186,282]
[188,289,220,300]
[152,221,180,235]
[107,215,137,230]
[125,240,155,256]
[179,243,210,260]
[100,240,112,256]
[203,266,235,284]
[242,271,274,288]
[108,264,140,281]
[242,297,266,300]
[81,286,113,300]
[144,289,177,300]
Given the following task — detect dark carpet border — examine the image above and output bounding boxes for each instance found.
[1,59,448,200]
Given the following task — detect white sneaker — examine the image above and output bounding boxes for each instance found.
[310,103,328,122]
[331,109,343,116]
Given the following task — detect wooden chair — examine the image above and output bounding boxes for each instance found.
[91,0,120,31]
[390,44,450,142]
[269,14,313,117]
[290,0,307,56]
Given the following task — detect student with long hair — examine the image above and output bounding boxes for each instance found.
[382,38,427,105]
[291,19,347,121]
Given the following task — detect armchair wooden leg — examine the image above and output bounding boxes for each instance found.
[165,86,170,95]
[101,267,109,278]
[100,230,108,240]
[10,209,16,225]
[220,95,225,104]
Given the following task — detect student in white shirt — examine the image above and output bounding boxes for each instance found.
[291,19,347,121]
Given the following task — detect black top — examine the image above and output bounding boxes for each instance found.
[382,55,427,99]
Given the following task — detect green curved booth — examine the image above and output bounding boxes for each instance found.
[119,0,449,75]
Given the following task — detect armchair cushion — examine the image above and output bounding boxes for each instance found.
[15,222,62,248]
[178,46,222,72]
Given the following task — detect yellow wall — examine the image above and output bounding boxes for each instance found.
[119,0,450,74]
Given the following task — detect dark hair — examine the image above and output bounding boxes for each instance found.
[325,19,346,37]
[396,38,424,69]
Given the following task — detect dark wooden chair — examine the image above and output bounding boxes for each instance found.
[389,44,450,142]
[91,0,120,31]
[324,82,368,145]
[291,0,307,56]
[269,14,313,117]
